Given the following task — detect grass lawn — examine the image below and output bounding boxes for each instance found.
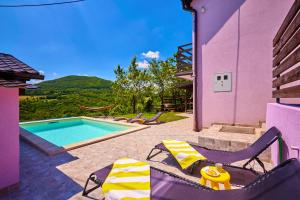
[116,112,188,123]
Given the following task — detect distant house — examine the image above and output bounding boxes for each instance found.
[178,0,294,131]
[0,53,44,193]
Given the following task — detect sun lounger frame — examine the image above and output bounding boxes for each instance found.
[146,127,281,173]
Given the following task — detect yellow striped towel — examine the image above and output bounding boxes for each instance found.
[162,140,207,169]
[102,158,151,200]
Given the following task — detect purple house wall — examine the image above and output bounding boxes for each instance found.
[0,53,44,193]
[188,0,294,129]
[0,87,20,192]
[267,103,300,165]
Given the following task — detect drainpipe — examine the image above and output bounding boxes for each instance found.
[181,0,201,131]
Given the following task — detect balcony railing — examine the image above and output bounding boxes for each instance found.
[176,43,192,73]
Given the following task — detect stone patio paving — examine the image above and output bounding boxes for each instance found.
[1,114,201,200]
[0,114,271,200]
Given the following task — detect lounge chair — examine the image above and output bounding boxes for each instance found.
[113,113,143,122]
[130,112,163,124]
[146,127,281,173]
[82,158,300,200]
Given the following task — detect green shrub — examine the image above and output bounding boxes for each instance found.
[109,104,129,116]
[136,103,144,113]
[143,97,153,112]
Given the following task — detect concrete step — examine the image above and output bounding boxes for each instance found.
[220,125,255,135]
[198,129,271,162]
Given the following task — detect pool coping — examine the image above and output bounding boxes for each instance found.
[20,116,150,156]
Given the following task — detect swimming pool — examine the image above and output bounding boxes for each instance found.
[20,117,149,155]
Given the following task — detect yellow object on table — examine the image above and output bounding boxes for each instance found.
[200,165,231,190]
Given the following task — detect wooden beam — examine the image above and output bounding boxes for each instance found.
[273,27,300,67]
[273,47,300,77]
[178,47,184,52]
[180,48,192,53]
[178,43,192,48]
[272,65,300,88]
[273,85,300,98]
[273,11,300,56]
[178,54,192,61]
[178,48,192,56]
[273,0,300,46]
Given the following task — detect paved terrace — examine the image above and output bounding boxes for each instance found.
[0,114,270,200]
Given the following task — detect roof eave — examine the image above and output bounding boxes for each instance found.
[0,71,45,80]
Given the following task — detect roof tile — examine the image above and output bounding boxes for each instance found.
[0,53,44,80]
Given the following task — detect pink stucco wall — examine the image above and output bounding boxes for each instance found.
[267,103,300,165]
[191,0,294,128]
[0,87,19,190]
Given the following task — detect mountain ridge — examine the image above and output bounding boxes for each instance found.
[35,75,112,91]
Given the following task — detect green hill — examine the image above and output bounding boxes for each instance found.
[21,75,114,121]
[36,75,112,91]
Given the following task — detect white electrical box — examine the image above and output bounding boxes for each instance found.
[214,72,232,92]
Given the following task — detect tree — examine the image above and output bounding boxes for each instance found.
[112,57,150,113]
[127,57,150,113]
[149,57,177,109]
[111,65,130,114]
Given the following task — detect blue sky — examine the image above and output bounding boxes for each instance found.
[0,0,192,81]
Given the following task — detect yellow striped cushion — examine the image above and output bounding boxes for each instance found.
[163,140,206,169]
[102,158,150,200]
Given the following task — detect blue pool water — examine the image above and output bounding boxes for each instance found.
[20,118,131,146]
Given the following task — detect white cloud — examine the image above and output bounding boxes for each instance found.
[30,80,43,84]
[137,60,150,69]
[142,51,160,59]
[39,70,45,75]
[52,72,58,77]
